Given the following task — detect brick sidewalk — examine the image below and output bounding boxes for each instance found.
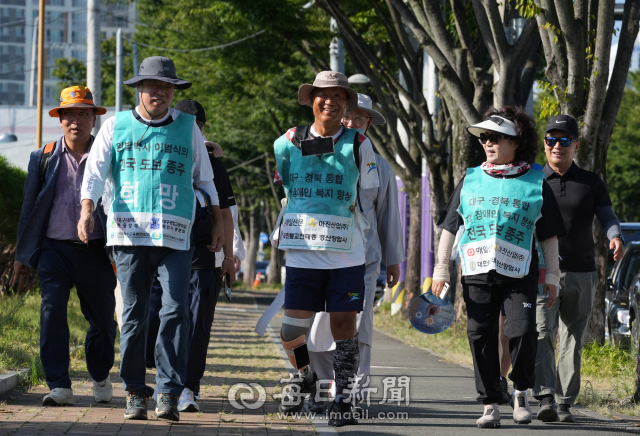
[0,300,317,436]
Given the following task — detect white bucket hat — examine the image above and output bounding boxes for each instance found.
[352,93,386,125]
[466,115,518,138]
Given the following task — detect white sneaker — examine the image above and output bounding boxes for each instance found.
[93,377,113,403]
[513,390,532,424]
[476,404,500,428]
[177,387,200,412]
[43,388,73,406]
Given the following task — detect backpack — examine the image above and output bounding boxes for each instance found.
[39,141,57,185]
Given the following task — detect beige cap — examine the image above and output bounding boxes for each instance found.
[297,71,358,111]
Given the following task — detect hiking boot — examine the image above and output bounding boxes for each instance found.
[42,388,73,406]
[476,404,500,428]
[156,393,180,421]
[177,388,200,412]
[498,378,511,404]
[92,377,113,403]
[327,396,358,427]
[307,380,331,413]
[558,404,575,422]
[278,368,317,415]
[124,390,148,420]
[536,395,558,422]
[512,391,532,424]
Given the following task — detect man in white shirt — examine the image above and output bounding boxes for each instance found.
[272,71,379,427]
[78,56,223,422]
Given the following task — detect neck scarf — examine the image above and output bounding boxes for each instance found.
[481,161,531,176]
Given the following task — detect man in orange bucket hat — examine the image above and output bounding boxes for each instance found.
[12,85,116,407]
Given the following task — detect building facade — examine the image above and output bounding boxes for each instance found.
[0,0,135,106]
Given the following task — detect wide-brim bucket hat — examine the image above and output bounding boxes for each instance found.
[48,85,107,117]
[124,56,192,90]
[354,93,385,125]
[466,115,518,138]
[298,71,358,111]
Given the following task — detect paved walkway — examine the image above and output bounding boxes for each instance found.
[0,289,638,435]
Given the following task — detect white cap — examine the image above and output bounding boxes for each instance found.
[466,115,517,138]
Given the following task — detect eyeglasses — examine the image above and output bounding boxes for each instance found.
[479,132,514,144]
[61,111,92,121]
[144,82,175,93]
[544,137,576,147]
[342,115,372,124]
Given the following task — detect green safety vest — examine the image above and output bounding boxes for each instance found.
[274,127,359,252]
[457,167,544,278]
[106,110,195,250]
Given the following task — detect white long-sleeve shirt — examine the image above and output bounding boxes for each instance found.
[81,107,219,213]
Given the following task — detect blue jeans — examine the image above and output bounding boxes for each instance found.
[114,245,194,396]
[38,238,117,389]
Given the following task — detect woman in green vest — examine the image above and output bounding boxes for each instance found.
[432,106,565,428]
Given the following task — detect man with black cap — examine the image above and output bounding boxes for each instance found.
[272,72,379,426]
[78,56,224,422]
[533,114,624,423]
[143,98,237,413]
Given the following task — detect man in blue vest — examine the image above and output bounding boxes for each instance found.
[12,86,116,407]
[78,56,224,422]
[273,71,379,426]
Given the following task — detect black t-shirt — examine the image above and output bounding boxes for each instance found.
[543,162,613,272]
[191,152,237,270]
[437,168,566,285]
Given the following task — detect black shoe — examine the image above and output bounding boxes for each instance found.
[536,395,558,422]
[558,404,575,423]
[308,381,331,413]
[328,397,358,427]
[124,390,148,420]
[156,393,180,421]
[498,378,511,405]
[279,368,317,415]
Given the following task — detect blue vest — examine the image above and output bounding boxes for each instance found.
[274,128,359,252]
[457,167,544,278]
[106,110,195,250]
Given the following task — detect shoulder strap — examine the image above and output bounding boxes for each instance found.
[193,187,213,213]
[353,132,364,213]
[39,141,57,184]
[292,125,311,149]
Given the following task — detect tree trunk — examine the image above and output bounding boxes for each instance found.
[401,180,422,315]
[267,203,283,284]
[242,202,261,287]
[583,218,608,345]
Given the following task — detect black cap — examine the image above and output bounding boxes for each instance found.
[124,56,192,90]
[175,99,206,123]
[545,115,579,137]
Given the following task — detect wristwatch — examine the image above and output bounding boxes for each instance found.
[223,256,234,261]
[613,235,625,245]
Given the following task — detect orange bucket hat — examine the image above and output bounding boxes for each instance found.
[48,85,107,117]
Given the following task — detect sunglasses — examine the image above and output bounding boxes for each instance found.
[479,132,514,144]
[544,137,576,147]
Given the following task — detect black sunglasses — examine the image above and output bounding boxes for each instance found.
[479,132,514,144]
[544,137,576,147]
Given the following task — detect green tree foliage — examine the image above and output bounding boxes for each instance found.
[0,155,27,245]
[607,71,640,223]
[51,58,86,94]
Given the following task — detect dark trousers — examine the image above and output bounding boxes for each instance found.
[147,268,222,396]
[114,245,194,396]
[38,237,117,389]
[463,277,539,404]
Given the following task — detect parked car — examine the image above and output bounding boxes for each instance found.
[606,241,640,347]
[237,260,270,283]
[607,223,640,274]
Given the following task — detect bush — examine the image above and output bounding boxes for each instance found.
[0,154,27,245]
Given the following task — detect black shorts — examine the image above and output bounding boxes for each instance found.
[284,264,365,312]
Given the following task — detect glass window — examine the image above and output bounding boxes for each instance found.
[16,8,24,18]
[16,46,23,56]
[16,27,24,37]
[17,83,24,93]
[72,0,86,7]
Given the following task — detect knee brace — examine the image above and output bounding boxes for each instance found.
[281,316,312,370]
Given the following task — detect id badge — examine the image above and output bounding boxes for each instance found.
[300,137,334,156]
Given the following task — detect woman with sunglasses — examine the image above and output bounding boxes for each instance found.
[432,106,565,428]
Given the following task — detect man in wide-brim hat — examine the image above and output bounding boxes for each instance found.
[78,56,224,422]
[13,85,117,408]
[270,71,380,427]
